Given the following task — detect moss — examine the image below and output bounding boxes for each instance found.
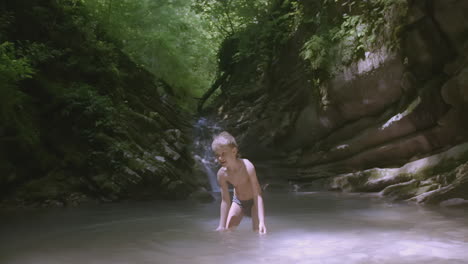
[414,184,439,196]
[345,171,372,188]
[420,155,468,179]
[0,159,16,184]
[16,170,74,203]
[381,179,420,200]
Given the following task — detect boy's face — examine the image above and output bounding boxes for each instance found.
[213,145,237,167]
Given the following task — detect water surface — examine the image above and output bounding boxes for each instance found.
[1,192,468,264]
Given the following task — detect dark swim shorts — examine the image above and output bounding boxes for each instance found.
[233,195,254,217]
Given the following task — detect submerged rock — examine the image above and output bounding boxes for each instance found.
[439,198,468,208]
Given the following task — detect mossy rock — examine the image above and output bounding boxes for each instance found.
[332,169,412,192]
[380,179,420,201]
[15,170,80,205]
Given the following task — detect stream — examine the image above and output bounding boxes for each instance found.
[1,191,468,264]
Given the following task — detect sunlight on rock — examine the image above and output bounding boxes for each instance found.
[402,142,468,174]
[154,156,166,162]
[336,144,349,150]
[381,96,421,129]
[319,116,332,128]
[357,50,391,75]
[343,49,393,82]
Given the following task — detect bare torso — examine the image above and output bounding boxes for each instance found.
[222,159,254,200]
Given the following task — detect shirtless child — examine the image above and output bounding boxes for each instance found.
[212,131,267,234]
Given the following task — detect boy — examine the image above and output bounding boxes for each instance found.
[211,131,267,234]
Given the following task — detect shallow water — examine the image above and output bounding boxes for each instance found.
[1,192,468,264]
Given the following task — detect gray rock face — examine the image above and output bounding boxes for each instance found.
[433,0,468,55]
[207,0,468,204]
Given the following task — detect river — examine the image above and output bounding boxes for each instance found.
[1,191,468,264]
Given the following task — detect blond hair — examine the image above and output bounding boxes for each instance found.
[211,131,238,151]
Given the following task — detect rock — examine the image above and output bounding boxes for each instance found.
[331,142,468,201]
[204,0,468,206]
[441,67,468,108]
[410,162,468,205]
[406,0,426,24]
[331,168,412,192]
[41,199,65,207]
[165,129,182,141]
[154,156,166,162]
[65,192,92,207]
[328,55,403,120]
[380,179,420,201]
[439,198,468,207]
[400,71,417,93]
[261,182,290,192]
[433,0,468,54]
[403,17,452,80]
[163,140,181,160]
[296,178,331,192]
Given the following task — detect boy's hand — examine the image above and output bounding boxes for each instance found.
[258,223,267,234]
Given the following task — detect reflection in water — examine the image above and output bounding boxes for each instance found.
[1,192,468,264]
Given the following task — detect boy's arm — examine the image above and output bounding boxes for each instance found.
[217,170,230,231]
[246,160,267,234]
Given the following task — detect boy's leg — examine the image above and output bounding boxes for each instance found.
[226,202,244,229]
[251,204,259,231]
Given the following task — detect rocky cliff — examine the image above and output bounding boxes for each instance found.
[204,0,468,206]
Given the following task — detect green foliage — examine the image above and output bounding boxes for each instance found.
[192,0,270,38]
[194,0,309,108]
[0,41,37,146]
[333,14,368,63]
[0,0,198,203]
[62,83,119,136]
[0,42,34,82]
[18,42,63,65]
[300,35,328,70]
[234,0,302,64]
[81,0,220,108]
[299,0,408,102]
[200,0,303,81]
[0,13,14,35]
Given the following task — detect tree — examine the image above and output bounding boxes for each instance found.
[82,0,220,109]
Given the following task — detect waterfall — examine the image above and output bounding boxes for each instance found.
[192,117,222,192]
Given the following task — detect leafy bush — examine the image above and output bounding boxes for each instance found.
[0,41,37,146]
[61,83,119,137]
[300,35,328,70]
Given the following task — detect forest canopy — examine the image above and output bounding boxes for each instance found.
[78,0,273,108]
